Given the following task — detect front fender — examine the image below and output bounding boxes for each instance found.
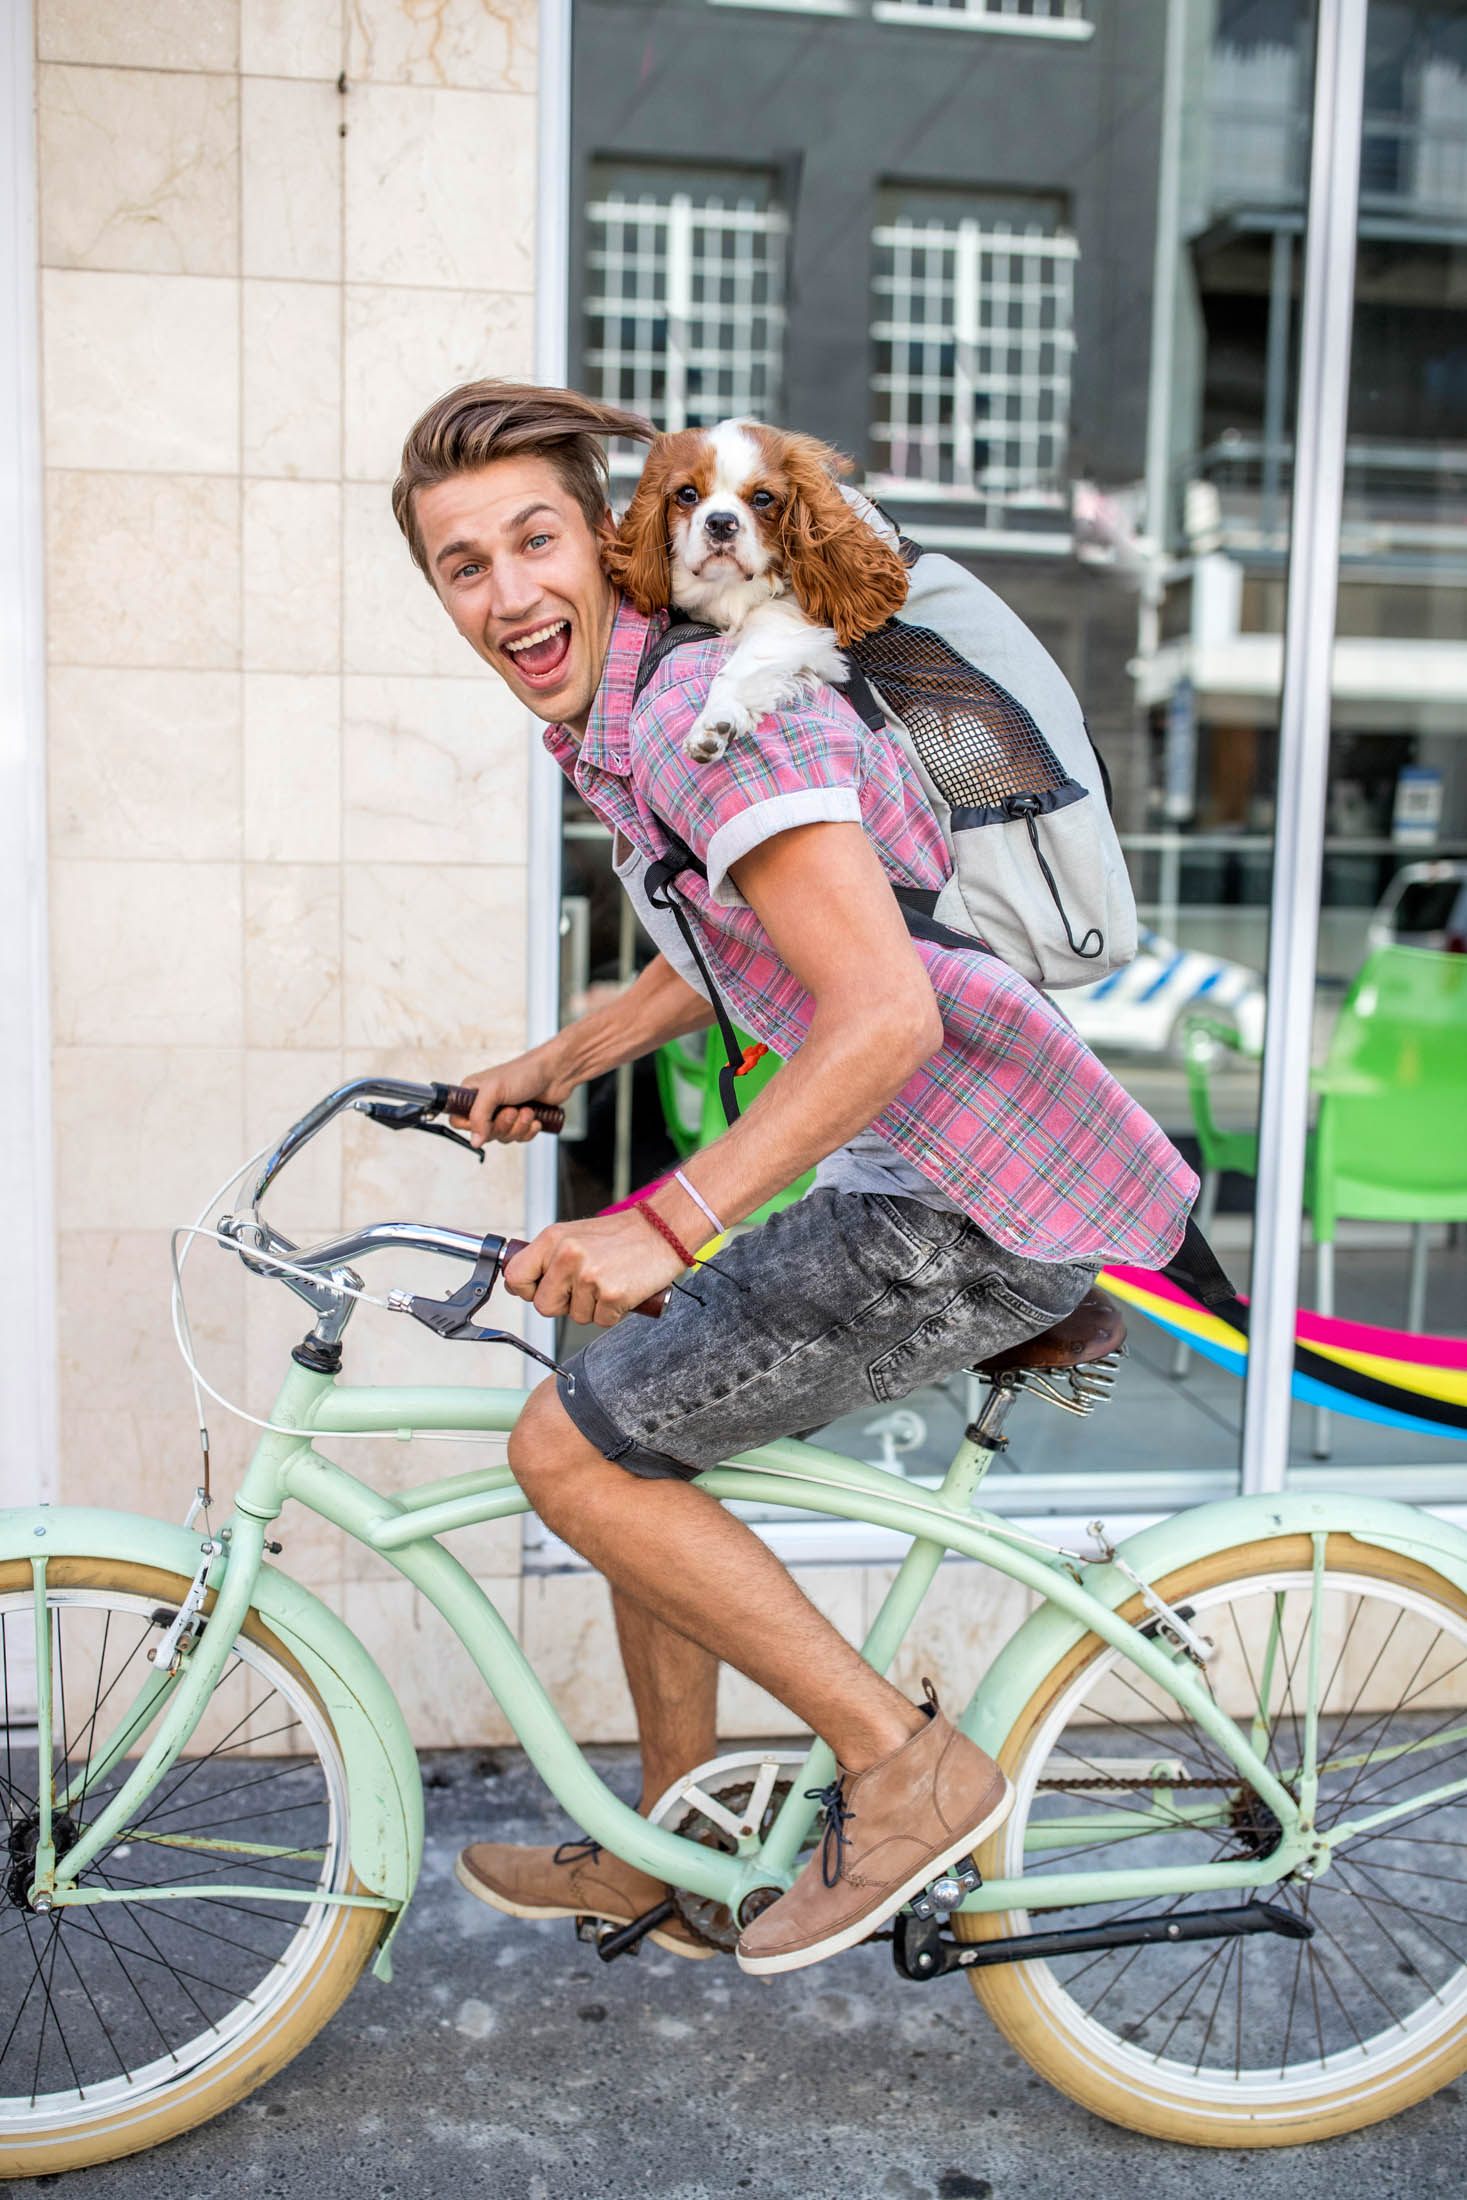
[960,1489,1467,1760]
[2,1506,422,1974]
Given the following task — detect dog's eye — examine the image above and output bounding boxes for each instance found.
[674,486,700,507]
[750,490,775,510]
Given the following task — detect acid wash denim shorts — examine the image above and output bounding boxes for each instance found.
[555,1189,1099,1481]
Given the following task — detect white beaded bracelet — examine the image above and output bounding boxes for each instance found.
[673,1168,727,1241]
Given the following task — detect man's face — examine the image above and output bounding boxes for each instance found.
[415,456,618,733]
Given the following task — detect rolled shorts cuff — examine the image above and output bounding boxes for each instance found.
[556,1354,703,1483]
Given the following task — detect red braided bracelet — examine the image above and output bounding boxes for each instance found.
[633,1200,696,1269]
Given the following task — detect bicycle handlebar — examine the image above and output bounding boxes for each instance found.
[442,1087,565,1134]
[236,1079,666,1322]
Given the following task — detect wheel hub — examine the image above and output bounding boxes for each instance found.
[5,1809,80,1910]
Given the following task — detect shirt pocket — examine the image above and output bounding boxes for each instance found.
[866,1271,1065,1405]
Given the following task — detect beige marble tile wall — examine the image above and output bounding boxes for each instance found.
[36,0,997,1764]
[37,0,541,1746]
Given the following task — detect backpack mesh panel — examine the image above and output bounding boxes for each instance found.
[846,620,1072,813]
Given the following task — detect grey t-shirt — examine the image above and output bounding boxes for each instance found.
[612,834,962,1216]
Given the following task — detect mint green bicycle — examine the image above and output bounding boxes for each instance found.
[6,1076,1467,2172]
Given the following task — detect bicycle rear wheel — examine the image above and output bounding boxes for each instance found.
[0,1558,384,2177]
[959,1535,1467,2145]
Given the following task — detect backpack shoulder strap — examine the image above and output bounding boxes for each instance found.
[632,615,723,706]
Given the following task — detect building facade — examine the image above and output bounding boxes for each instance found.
[3,0,1464,1746]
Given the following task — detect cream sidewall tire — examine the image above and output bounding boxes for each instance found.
[956,1535,1467,2149]
[0,1558,385,2180]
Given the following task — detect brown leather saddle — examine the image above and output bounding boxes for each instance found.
[975,1286,1126,1379]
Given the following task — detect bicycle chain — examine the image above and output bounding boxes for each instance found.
[1035,1774,1241,1791]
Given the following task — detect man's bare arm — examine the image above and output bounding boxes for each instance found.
[648,820,943,1243]
[453,952,714,1147]
[500,821,945,1322]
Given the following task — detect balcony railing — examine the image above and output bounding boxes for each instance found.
[1180,434,1467,565]
[1207,43,1467,220]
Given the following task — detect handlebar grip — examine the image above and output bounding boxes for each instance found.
[499,1239,667,1320]
[443,1088,565,1136]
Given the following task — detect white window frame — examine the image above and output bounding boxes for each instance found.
[533,0,1381,1564]
[0,0,57,1529]
[869,213,1078,532]
[872,0,1092,37]
[584,185,788,487]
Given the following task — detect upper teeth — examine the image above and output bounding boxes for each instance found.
[505,622,568,653]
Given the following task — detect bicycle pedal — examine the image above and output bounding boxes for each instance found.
[908,1854,982,1922]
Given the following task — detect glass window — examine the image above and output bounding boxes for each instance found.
[1286,0,1467,1496]
[870,0,1091,33]
[565,0,1337,1524]
[869,186,1077,526]
[583,162,787,491]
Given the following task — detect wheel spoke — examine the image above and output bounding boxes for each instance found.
[973,1552,1467,2117]
[0,1578,351,2130]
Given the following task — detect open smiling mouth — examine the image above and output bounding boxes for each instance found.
[503,619,572,685]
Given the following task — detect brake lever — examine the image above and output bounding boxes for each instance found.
[357,1100,485,1162]
[386,1233,561,1373]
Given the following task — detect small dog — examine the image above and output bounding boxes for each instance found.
[603,419,910,762]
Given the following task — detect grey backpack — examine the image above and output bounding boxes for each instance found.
[843,498,1137,990]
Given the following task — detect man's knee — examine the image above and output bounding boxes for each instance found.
[507,1378,603,1510]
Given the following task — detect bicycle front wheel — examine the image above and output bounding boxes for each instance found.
[0,1557,385,2178]
[959,1534,1467,2146]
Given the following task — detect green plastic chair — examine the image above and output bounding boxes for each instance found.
[1308,944,1467,1454]
[653,1026,814,1229]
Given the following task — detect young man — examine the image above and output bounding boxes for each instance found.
[391,381,1197,1974]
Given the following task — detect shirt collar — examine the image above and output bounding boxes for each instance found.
[541,595,665,781]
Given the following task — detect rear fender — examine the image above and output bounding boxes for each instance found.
[2,1506,422,1975]
[959,1490,1467,1760]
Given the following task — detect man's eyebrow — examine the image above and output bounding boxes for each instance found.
[434,503,559,570]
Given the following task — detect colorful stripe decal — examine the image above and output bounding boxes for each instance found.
[1101,1264,1467,1441]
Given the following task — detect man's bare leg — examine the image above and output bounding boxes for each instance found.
[510,1382,923,1772]
[612,1589,719,1813]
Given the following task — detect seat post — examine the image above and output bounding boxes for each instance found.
[967,1375,1022,1458]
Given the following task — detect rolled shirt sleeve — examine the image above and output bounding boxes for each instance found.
[631,664,869,907]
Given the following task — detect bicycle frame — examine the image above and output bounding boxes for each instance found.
[32,1349,1393,1948]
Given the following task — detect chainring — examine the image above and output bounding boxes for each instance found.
[671,1777,802,1953]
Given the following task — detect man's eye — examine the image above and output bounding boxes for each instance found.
[674,486,700,507]
[750,490,775,510]
[454,561,483,581]
[527,532,552,549]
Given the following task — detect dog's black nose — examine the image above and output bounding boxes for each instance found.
[703,510,740,544]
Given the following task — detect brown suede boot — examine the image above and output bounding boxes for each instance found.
[455,1836,716,1960]
[736,1683,1012,1977]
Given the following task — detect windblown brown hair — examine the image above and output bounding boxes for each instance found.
[392,381,654,580]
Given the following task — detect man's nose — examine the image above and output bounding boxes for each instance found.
[703,510,740,544]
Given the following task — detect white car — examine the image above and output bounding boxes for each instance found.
[1057,928,1267,1059]
[1367,861,1467,955]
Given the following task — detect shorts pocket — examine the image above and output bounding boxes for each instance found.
[866,1271,1060,1405]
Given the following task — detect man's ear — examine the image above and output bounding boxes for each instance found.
[778,436,909,647]
[601,465,672,613]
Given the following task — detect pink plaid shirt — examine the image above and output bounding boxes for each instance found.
[545,597,1197,1267]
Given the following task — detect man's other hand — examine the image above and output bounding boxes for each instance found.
[450,1063,566,1149]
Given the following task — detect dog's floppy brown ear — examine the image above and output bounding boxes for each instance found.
[602,450,674,614]
[776,435,908,647]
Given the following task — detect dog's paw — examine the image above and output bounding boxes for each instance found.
[685,697,755,764]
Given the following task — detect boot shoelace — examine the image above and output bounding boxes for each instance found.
[806,1780,854,1889]
[553,1835,602,1868]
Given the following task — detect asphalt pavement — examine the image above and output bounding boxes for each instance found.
[41,1746,1467,2200]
